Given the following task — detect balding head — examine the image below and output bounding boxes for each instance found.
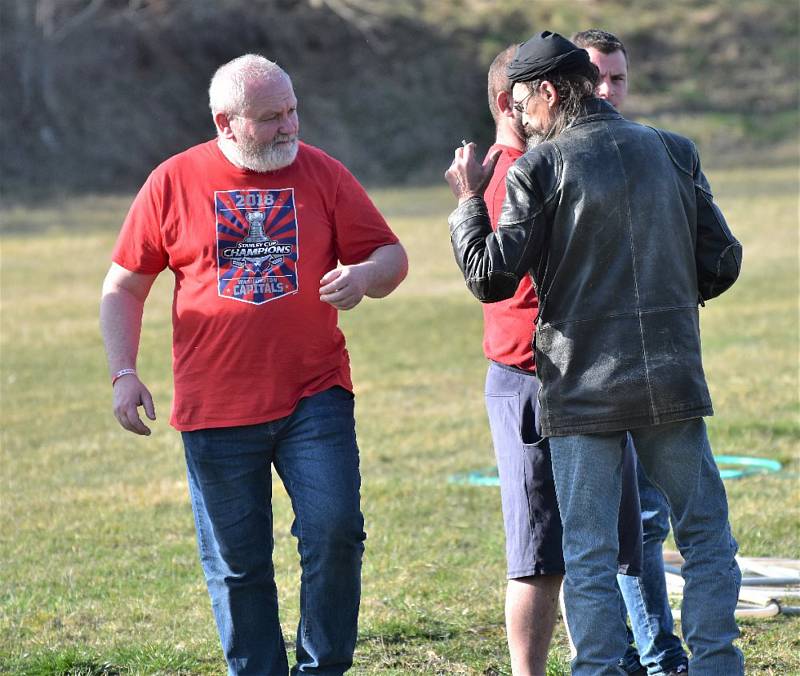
[487,44,518,123]
[209,54,290,117]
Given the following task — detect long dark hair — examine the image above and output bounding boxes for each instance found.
[526,65,599,140]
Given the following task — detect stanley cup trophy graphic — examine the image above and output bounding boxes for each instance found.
[243,211,270,267]
[245,210,268,240]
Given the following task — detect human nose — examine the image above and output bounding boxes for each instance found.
[279,113,298,135]
[596,81,610,99]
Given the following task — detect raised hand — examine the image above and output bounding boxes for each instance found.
[444,142,502,203]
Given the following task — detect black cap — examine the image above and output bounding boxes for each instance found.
[507,31,592,83]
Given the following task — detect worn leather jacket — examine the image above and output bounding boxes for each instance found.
[449,98,741,436]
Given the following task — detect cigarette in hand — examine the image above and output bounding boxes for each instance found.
[461,139,468,147]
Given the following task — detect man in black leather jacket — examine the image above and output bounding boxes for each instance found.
[445,31,743,676]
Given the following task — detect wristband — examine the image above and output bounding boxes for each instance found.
[112,368,137,386]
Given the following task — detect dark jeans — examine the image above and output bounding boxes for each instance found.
[182,387,365,675]
[618,459,689,675]
[550,419,743,676]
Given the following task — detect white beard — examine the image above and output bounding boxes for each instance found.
[218,134,299,172]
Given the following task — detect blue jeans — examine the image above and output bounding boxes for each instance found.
[618,588,642,674]
[549,418,743,676]
[618,461,689,675]
[182,387,366,676]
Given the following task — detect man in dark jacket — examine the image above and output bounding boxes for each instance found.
[571,28,690,676]
[445,31,743,676]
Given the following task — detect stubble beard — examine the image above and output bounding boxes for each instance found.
[524,126,547,150]
[522,105,559,149]
[511,115,529,150]
[523,116,557,150]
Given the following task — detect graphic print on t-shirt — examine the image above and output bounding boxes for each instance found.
[215,188,299,304]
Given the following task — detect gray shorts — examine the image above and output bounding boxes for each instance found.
[485,361,643,579]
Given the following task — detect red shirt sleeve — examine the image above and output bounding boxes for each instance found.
[111,170,170,274]
[331,165,398,265]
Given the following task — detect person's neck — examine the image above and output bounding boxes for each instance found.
[495,122,525,152]
[217,137,246,168]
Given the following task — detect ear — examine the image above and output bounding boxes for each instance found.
[496,90,515,117]
[214,111,236,140]
[540,81,560,109]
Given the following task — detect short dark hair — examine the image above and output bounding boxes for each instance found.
[487,44,518,122]
[571,29,627,63]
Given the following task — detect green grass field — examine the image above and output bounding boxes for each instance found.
[1,164,798,674]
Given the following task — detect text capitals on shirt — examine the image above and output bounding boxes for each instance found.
[229,277,287,296]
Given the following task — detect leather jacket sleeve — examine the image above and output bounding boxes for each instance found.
[693,152,742,301]
[448,163,549,303]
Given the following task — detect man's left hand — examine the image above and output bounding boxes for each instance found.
[319,266,369,310]
[444,142,501,203]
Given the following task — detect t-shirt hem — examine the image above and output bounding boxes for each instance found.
[487,358,537,375]
[171,380,354,432]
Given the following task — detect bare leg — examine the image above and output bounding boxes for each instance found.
[506,574,563,676]
[559,581,577,661]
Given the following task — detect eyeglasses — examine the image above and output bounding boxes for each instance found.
[512,90,534,113]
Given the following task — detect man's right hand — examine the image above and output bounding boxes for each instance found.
[444,142,501,203]
[113,374,156,435]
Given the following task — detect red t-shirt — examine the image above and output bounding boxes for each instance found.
[113,140,399,431]
[481,143,539,372]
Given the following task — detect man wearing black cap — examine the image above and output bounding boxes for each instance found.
[480,43,645,676]
[445,31,744,676]
[572,28,691,676]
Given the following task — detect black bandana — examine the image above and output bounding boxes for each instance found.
[507,31,592,83]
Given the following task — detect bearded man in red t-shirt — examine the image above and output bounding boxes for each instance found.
[100,54,407,675]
